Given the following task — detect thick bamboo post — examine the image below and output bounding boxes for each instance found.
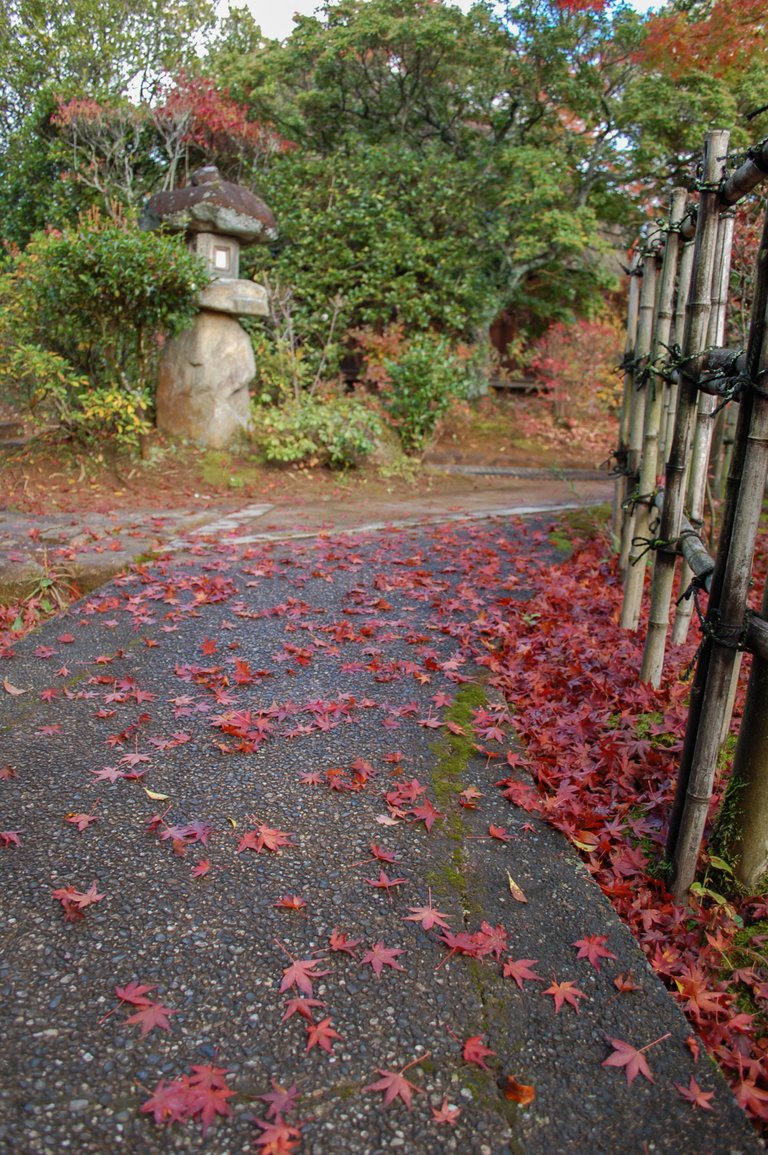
[668,201,768,901]
[730,583,768,889]
[621,190,688,630]
[672,209,736,645]
[619,245,660,573]
[640,129,730,686]
[661,238,695,466]
[613,256,642,547]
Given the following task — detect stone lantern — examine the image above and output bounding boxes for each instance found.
[142,166,277,448]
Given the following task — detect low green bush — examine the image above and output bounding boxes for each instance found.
[354,326,481,454]
[251,393,384,470]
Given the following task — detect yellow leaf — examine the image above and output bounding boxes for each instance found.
[506,871,527,903]
[144,788,169,801]
[226,816,237,829]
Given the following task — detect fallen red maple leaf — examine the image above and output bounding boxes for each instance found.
[329,928,360,955]
[365,869,408,890]
[489,824,512,842]
[543,979,587,1014]
[734,1078,768,1121]
[404,894,452,931]
[160,820,213,847]
[502,958,545,989]
[306,1016,342,1054]
[274,894,307,911]
[257,1079,300,1120]
[252,1114,303,1152]
[572,934,617,972]
[184,1063,237,1135]
[409,798,441,831]
[64,811,98,832]
[459,785,483,808]
[675,1076,715,1110]
[140,1079,188,1127]
[51,881,104,922]
[431,1096,461,1124]
[614,972,641,993]
[368,841,400,863]
[463,1035,496,1070]
[363,1061,425,1109]
[602,1035,662,1085]
[282,996,325,1023]
[115,981,156,1006]
[0,830,22,848]
[125,1000,178,1037]
[279,956,330,997]
[360,941,406,978]
[238,822,294,855]
[141,1062,235,1135]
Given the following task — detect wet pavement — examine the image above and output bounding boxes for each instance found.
[0,483,762,1154]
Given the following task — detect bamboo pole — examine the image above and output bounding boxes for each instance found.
[619,244,661,573]
[717,404,739,498]
[672,209,736,645]
[668,200,768,901]
[710,409,726,496]
[613,255,642,548]
[621,190,688,630]
[661,238,695,466]
[720,140,768,205]
[640,130,730,686]
[730,607,768,889]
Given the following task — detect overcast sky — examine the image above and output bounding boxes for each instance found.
[242,0,661,43]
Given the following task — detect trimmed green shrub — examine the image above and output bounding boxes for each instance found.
[0,212,208,448]
[251,393,384,470]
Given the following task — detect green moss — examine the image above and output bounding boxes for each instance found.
[201,449,259,490]
[548,503,611,557]
[719,920,768,1029]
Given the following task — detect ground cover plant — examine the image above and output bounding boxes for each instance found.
[1,510,767,1149]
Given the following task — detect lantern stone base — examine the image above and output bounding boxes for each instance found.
[156,310,255,449]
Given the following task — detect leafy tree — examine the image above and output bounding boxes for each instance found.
[0,0,216,137]
[624,0,768,188]
[224,0,633,372]
[0,0,216,243]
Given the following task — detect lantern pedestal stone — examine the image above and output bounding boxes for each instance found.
[143,166,275,449]
[156,311,256,449]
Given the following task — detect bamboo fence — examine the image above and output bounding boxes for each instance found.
[613,130,768,898]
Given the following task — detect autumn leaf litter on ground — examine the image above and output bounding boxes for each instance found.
[0,512,764,1153]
